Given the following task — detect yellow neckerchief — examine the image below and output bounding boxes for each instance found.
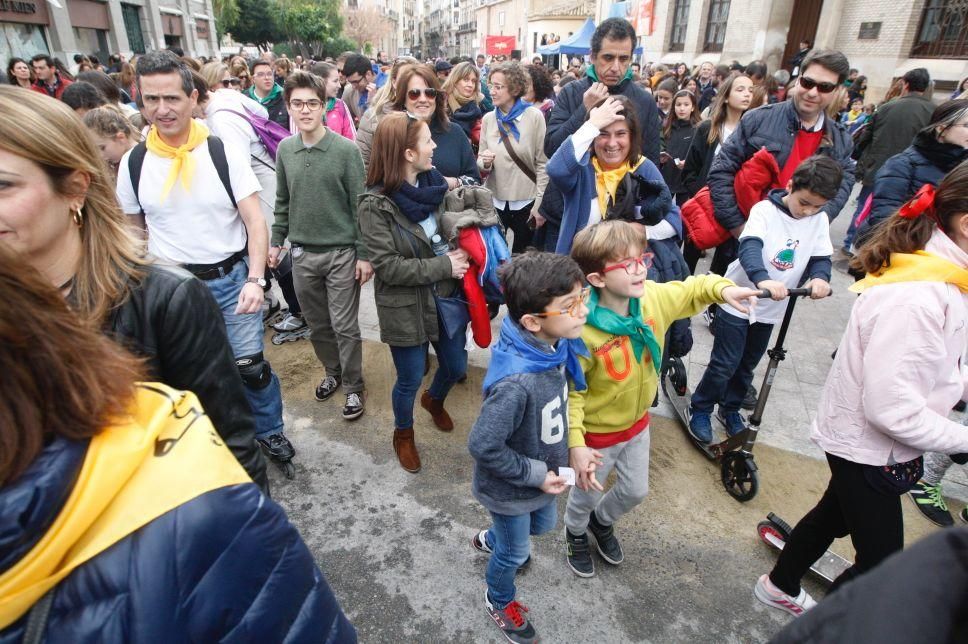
[850,250,968,294]
[845,108,862,122]
[145,120,210,203]
[0,383,251,628]
[592,156,645,217]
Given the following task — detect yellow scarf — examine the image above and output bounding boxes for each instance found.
[0,383,251,628]
[850,250,968,294]
[145,120,210,203]
[592,157,645,218]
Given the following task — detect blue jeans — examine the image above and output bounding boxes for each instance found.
[205,258,284,438]
[843,184,872,249]
[387,317,467,429]
[691,310,773,414]
[485,501,558,608]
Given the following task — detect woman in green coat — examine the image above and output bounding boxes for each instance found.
[358,112,471,474]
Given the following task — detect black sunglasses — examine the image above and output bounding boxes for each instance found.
[798,76,838,94]
[407,87,439,100]
[220,77,241,87]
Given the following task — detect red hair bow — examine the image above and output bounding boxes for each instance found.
[898,184,937,220]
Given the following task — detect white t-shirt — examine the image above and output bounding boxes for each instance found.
[116,135,262,265]
[720,196,833,324]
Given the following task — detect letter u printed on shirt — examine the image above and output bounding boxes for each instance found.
[595,336,634,382]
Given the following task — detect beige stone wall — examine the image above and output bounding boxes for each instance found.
[476,0,528,57]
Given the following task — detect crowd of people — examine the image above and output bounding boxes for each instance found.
[3,14,968,644]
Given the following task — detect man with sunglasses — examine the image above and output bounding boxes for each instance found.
[707,49,856,241]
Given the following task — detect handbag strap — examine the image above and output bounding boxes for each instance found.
[23,588,55,644]
[496,121,537,184]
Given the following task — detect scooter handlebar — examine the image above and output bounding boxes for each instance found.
[754,287,814,299]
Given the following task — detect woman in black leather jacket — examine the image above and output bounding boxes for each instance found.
[0,86,267,490]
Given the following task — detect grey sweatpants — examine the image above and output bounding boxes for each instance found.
[564,428,651,533]
[292,246,364,393]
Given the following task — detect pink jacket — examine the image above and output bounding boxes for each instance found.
[325,99,357,141]
[811,229,968,465]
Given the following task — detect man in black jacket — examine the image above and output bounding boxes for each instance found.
[544,17,661,166]
[845,68,933,250]
[707,49,855,239]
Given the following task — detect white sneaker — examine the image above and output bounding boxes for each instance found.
[753,574,817,616]
[272,312,306,332]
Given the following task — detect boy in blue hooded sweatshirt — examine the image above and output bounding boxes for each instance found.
[468,251,590,644]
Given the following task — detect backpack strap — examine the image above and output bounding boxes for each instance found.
[127,141,148,215]
[127,136,237,210]
[206,135,237,209]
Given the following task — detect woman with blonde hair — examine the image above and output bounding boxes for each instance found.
[0,86,267,489]
[355,56,418,165]
[81,104,141,176]
[441,60,483,149]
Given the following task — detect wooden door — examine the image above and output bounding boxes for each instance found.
[782,0,824,71]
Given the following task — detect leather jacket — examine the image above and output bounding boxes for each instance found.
[107,264,268,489]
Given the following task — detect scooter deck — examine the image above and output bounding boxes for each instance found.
[661,367,746,458]
[757,514,852,583]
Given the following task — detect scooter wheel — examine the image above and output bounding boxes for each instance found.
[280,460,296,479]
[721,452,759,502]
[757,520,788,548]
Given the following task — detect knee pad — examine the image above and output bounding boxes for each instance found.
[236,352,272,390]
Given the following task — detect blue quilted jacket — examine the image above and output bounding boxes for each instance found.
[0,438,356,644]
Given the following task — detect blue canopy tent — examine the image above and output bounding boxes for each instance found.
[537,18,643,56]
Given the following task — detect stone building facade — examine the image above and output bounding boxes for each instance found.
[1,0,219,64]
[598,0,968,101]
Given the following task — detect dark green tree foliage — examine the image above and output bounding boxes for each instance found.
[225,0,281,51]
[275,0,345,59]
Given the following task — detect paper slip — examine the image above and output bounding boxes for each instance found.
[559,466,576,486]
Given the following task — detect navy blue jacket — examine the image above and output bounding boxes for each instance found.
[430,119,481,184]
[544,75,662,166]
[855,133,968,245]
[0,438,356,644]
[707,101,855,230]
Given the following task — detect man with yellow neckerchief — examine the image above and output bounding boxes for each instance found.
[114,50,296,471]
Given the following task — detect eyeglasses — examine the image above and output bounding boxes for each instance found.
[602,253,654,275]
[798,76,838,94]
[289,99,323,111]
[407,87,438,100]
[528,287,591,318]
[220,77,241,87]
[253,72,275,79]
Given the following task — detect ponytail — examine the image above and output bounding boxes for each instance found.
[852,161,968,274]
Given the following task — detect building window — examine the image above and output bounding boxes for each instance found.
[912,0,968,59]
[703,0,730,52]
[121,4,146,54]
[669,0,690,52]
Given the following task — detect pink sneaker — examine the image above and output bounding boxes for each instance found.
[753,574,817,616]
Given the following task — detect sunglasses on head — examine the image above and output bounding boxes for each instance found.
[407,87,439,100]
[798,76,838,94]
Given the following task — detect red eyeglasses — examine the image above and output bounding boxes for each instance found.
[602,253,654,275]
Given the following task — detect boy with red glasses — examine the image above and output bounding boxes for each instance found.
[563,220,759,577]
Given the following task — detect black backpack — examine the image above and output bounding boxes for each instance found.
[128,136,237,213]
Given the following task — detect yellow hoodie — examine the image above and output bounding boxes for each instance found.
[568,275,732,448]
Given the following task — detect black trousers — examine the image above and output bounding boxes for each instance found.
[769,453,904,596]
[498,201,535,255]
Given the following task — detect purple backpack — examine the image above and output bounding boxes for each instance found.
[217,106,290,160]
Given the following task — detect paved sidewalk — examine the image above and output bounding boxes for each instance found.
[355,185,968,503]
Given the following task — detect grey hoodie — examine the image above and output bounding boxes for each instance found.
[468,330,570,515]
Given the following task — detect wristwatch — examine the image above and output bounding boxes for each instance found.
[245,277,268,288]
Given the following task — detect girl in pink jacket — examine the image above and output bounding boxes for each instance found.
[755,163,968,617]
[315,62,357,141]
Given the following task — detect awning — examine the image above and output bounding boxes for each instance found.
[537,18,643,55]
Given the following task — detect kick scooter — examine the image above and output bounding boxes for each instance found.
[756,512,852,583]
[661,287,814,502]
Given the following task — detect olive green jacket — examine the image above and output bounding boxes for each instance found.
[357,185,499,346]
